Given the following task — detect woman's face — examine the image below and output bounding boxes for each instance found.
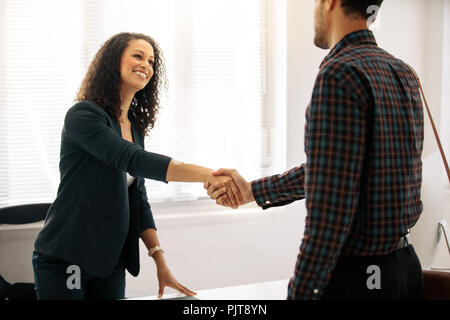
[120,39,155,94]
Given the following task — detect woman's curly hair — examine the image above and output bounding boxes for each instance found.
[76,32,167,136]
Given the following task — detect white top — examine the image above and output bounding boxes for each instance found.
[126,173,135,187]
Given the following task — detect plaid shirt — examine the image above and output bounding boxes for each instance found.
[251,30,424,300]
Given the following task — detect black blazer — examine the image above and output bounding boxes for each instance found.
[34,100,171,277]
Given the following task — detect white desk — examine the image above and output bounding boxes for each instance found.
[127,279,290,300]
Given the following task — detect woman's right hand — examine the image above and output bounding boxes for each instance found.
[206,173,243,209]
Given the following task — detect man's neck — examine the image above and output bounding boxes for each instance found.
[329,19,369,49]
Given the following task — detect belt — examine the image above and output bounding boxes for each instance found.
[395,233,411,250]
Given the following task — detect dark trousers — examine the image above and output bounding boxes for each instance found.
[321,245,424,300]
[32,249,125,300]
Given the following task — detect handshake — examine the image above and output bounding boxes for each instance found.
[204,169,255,209]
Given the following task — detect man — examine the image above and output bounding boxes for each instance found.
[206,0,424,300]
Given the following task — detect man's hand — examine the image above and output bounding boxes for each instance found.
[204,169,254,208]
[206,173,243,209]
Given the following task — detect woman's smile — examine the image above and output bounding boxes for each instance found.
[133,70,148,80]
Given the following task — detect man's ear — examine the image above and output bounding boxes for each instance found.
[325,0,338,11]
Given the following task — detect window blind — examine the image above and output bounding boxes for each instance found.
[0,0,271,206]
[0,0,84,206]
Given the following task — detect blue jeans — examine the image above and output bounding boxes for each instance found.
[32,249,125,300]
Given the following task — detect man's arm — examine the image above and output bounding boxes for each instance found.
[251,165,306,209]
[205,165,306,208]
[288,70,366,299]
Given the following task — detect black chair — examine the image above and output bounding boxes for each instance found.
[0,203,51,225]
[0,203,51,300]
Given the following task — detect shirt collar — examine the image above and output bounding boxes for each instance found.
[320,29,377,68]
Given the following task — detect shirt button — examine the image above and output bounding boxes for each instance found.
[265,201,271,205]
[313,289,319,294]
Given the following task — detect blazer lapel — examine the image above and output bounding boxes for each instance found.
[128,110,143,148]
[128,111,143,187]
[110,113,122,137]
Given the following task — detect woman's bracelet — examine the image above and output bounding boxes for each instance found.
[148,246,165,257]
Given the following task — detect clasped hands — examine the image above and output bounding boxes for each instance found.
[205,169,254,209]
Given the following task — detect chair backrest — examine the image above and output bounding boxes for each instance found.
[0,203,50,300]
[0,203,51,225]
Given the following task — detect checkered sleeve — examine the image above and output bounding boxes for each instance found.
[251,165,306,210]
[287,69,367,299]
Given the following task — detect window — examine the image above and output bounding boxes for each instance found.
[0,0,277,206]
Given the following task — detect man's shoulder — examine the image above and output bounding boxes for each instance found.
[319,44,409,83]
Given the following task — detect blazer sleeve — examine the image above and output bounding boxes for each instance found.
[137,177,157,232]
[64,101,171,182]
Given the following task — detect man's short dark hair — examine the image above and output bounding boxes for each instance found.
[340,0,384,19]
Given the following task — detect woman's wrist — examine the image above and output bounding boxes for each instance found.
[201,168,214,183]
[152,251,167,268]
[166,160,213,183]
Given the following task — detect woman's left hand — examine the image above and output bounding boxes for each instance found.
[156,264,197,298]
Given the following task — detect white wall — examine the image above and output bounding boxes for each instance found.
[1,0,448,298]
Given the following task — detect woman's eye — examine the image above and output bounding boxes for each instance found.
[134,54,142,59]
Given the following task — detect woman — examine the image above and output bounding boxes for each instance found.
[32,32,242,300]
